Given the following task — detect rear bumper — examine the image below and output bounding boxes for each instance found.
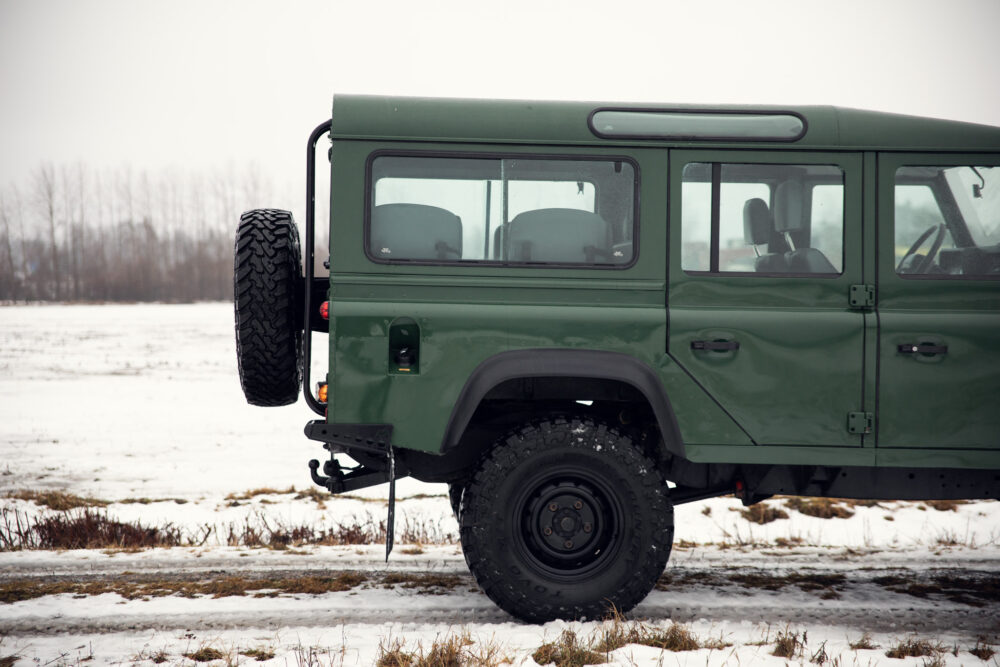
[304,420,394,456]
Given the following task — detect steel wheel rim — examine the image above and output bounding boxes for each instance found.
[512,464,624,581]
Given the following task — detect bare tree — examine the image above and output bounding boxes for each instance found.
[34,164,59,299]
[0,192,16,300]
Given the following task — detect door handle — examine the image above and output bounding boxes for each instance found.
[691,340,740,352]
[897,343,947,355]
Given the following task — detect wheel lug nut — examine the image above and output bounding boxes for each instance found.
[564,540,573,549]
[573,501,583,510]
[548,503,558,512]
[543,527,552,536]
[583,523,592,533]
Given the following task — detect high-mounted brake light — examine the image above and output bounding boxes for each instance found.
[319,301,329,320]
[316,382,328,404]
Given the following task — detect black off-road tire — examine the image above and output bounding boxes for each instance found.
[460,417,674,623]
[234,209,303,406]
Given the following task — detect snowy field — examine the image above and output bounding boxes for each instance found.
[1,303,998,666]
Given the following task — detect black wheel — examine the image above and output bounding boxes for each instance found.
[234,209,303,406]
[460,417,673,623]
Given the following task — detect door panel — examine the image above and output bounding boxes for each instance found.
[876,154,1000,450]
[668,150,865,447]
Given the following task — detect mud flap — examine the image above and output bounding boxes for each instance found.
[386,443,395,562]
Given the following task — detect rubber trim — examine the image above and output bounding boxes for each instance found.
[440,349,685,459]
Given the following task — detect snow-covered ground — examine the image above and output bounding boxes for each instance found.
[1,303,998,666]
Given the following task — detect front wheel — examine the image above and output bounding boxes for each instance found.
[460,417,673,623]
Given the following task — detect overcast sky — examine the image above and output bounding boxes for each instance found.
[2,0,999,203]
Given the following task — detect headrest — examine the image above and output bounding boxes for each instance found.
[742,198,771,246]
[371,203,462,260]
[773,181,804,233]
[508,208,610,263]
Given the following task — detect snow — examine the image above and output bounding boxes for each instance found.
[1,303,999,665]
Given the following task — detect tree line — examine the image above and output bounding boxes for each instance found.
[0,162,302,303]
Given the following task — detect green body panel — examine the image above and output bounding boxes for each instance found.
[322,96,1000,470]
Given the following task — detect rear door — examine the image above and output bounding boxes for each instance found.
[668,150,866,447]
[876,154,1000,453]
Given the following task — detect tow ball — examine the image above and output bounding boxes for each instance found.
[308,456,343,492]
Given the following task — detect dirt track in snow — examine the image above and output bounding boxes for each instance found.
[3,548,998,635]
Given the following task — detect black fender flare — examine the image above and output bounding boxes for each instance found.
[440,349,685,459]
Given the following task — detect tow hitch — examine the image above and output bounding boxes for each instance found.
[305,420,405,560]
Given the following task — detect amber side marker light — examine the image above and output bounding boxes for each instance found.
[319,301,330,320]
[317,382,328,404]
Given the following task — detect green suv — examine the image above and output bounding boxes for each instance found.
[234,95,1000,623]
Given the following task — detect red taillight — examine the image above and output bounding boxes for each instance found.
[319,301,329,320]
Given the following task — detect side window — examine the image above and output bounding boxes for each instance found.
[681,162,844,275]
[369,156,636,267]
[810,184,844,273]
[894,166,1000,277]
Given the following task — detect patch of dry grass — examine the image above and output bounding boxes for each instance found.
[376,631,508,667]
[534,617,727,666]
[381,573,465,594]
[533,631,607,667]
[117,497,188,505]
[885,637,944,659]
[184,646,227,662]
[969,638,995,660]
[0,507,184,551]
[0,571,474,604]
[5,490,110,511]
[224,486,296,501]
[784,497,855,519]
[925,499,969,512]
[594,621,703,653]
[849,632,878,650]
[240,646,276,662]
[2,504,455,552]
[739,503,789,524]
[771,629,806,659]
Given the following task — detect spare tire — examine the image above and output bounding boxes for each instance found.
[234,209,303,406]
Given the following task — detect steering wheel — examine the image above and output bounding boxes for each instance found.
[897,224,946,274]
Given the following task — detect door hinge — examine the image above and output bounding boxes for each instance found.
[849,284,875,309]
[847,411,873,434]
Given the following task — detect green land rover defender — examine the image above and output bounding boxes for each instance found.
[234,95,1000,623]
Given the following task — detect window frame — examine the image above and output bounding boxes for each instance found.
[363,149,641,270]
[677,159,847,279]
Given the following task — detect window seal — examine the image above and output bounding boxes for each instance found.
[363,149,641,270]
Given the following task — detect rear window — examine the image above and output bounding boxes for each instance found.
[368,155,637,267]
